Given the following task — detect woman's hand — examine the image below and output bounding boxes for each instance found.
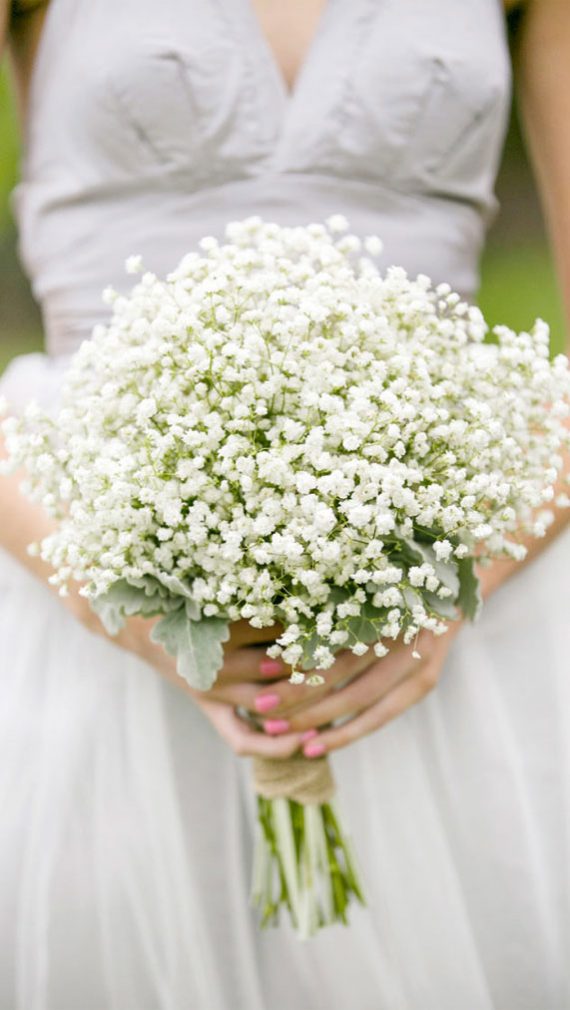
[105,610,413,759]
[247,626,462,758]
[92,610,313,757]
[176,619,462,760]
[194,644,387,757]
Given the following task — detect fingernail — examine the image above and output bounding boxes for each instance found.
[301,729,318,743]
[304,742,326,758]
[260,658,284,677]
[264,719,290,735]
[254,693,280,714]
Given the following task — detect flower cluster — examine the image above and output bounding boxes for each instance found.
[3,217,570,688]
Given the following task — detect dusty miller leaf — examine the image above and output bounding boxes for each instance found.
[154,573,201,619]
[457,557,483,621]
[296,627,324,671]
[91,578,179,635]
[128,575,168,597]
[422,591,459,622]
[336,602,389,654]
[401,537,460,598]
[150,610,230,691]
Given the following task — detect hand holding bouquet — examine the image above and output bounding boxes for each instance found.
[4,217,569,937]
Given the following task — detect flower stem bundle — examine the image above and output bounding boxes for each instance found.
[250,752,364,936]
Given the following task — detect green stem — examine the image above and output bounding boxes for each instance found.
[251,796,366,939]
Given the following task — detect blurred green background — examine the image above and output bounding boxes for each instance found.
[0,48,566,373]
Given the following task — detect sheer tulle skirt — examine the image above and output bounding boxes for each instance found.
[1,355,569,1010]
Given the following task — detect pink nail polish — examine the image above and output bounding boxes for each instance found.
[260,658,284,677]
[264,719,290,735]
[254,693,280,714]
[304,742,326,758]
[301,729,318,743]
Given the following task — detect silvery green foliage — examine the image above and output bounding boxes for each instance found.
[457,557,483,621]
[91,575,189,631]
[91,574,215,689]
[150,610,230,691]
[3,216,569,682]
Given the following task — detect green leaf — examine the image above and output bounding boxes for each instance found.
[128,574,201,619]
[342,602,388,647]
[457,557,483,621]
[128,575,167,597]
[401,537,460,598]
[298,628,325,671]
[91,578,177,634]
[185,598,201,621]
[422,590,459,622]
[401,586,422,612]
[150,610,230,690]
[155,573,201,619]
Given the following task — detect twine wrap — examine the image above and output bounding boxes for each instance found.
[253,753,336,806]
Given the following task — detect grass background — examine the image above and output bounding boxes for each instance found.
[0,55,567,373]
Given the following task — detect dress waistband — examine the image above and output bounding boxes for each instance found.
[18,173,488,356]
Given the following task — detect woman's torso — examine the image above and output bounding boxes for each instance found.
[12,0,511,355]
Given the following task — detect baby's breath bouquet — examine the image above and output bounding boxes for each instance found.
[4,217,570,938]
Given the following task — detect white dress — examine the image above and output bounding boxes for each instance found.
[1,1,569,1007]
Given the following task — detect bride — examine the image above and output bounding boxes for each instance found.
[1,1,569,1008]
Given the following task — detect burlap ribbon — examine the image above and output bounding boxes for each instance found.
[253,752,336,806]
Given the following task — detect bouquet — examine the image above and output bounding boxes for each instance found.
[3,216,569,938]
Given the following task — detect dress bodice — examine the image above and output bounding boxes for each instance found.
[14,0,511,355]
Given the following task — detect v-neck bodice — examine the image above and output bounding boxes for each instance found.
[244,0,329,98]
[14,0,511,356]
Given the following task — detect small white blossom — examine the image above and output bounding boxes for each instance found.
[125,255,143,274]
[351,642,369,656]
[433,540,453,561]
[373,642,389,658]
[4,217,568,683]
[364,235,383,257]
[326,214,349,233]
[289,671,305,685]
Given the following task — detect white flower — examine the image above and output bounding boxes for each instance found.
[125,255,143,274]
[351,642,369,656]
[409,566,431,588]
[295,471,317,494]
[433,540,453,561]
[345,503,373,528]
[326,214,349,233]
[289,671,305,685]
[6,216,567,685]
[306,673,326,686]
[364,235,383,257]
[313,504,336,534]
[373,642,389,658]
[313,645,335,668]
[330,629,349,645]
[136,397,157,422]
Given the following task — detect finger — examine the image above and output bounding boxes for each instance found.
[251,645,380,719]
[214,638,426,723]
[198,698,303,759]
[205,679,261,711]
[218,645,290,685]
[196,645,385,718]
[284,652,415,732]
[307,656,441,755]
